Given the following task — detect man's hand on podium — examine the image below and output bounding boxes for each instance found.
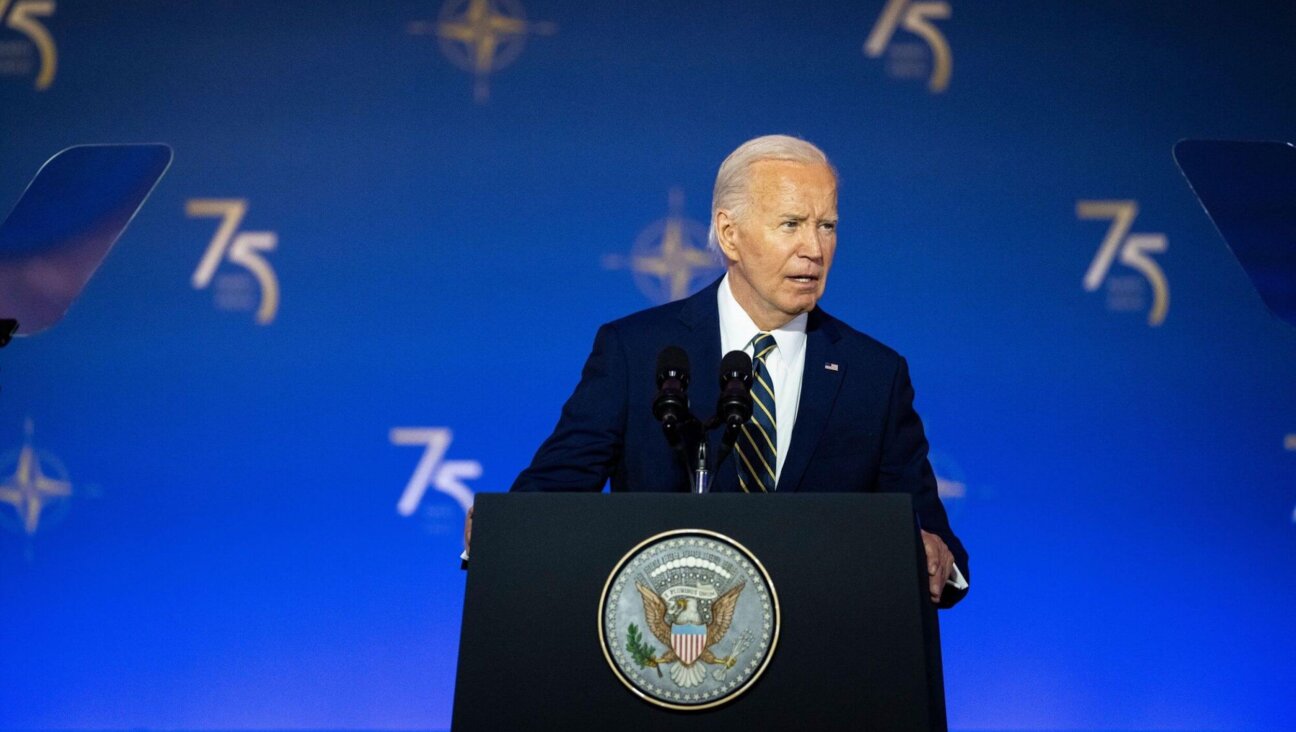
[921,529,955,604]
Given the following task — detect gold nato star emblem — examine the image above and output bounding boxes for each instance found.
[604,189,723,305]
[408,0,556,103]
[0,419,72,536]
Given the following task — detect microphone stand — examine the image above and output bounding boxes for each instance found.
[701,415,742,486]
[691,441,709,494]
[685,416,742,494]
[666,418,744,495]
[654,349,752,495]
[661,412,708,493]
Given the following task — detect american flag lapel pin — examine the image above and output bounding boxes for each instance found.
[824,362,839,371]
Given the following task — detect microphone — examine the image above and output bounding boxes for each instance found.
[716,350,753,429]
[703,350,752,485]
[652,346,691,427]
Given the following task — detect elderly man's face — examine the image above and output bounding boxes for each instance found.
[716,160,838,330]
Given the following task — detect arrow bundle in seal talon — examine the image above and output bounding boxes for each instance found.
[713,630,753,682]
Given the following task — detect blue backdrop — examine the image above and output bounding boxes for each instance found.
[1,1,1294,729]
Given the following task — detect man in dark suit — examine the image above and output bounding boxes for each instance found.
[471,135,968,607]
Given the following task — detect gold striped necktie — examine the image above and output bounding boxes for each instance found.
[737,332,777,493]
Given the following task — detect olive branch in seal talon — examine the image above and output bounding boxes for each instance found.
[625,623,664,677]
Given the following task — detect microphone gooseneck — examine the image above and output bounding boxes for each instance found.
[651,347,758,494]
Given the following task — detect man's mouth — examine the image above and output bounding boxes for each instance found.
[787,274,820,285]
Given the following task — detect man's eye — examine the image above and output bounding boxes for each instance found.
[820,222,837,232]
[780,220,799,229]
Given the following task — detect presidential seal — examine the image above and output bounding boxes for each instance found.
[598,529,779,711]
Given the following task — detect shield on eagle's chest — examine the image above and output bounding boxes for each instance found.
[671,624,707,665]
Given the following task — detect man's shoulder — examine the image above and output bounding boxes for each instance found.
[599,280,717,337]
[815,308,906,370]
[604,297,688,331]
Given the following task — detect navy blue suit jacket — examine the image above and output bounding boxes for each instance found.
[511,278,968,606]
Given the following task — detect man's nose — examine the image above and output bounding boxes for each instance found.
[798,226,826,260]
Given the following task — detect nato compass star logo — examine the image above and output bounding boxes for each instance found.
[408,0,556,103]
[0,419,72,537]
[603,188,724,305]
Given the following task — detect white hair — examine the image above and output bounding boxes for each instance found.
[707,134,835,251]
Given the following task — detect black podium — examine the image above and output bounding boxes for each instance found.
[452,493,946,731]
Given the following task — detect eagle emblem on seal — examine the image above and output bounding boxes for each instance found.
[634,580,744,687]
[600,530,778,710]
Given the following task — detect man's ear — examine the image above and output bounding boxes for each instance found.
[714,210,740,263]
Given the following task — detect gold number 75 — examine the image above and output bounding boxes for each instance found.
[0,0,57,90]
[186,199,280,326]
[864,0,952,93]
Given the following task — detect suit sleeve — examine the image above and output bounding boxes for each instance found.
[878,356,970,608]
[510,323,628,492]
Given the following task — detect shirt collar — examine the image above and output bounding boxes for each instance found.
[717,273,808,360]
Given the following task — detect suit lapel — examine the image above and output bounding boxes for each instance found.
[675,279,739,492]
[778,310,843,492]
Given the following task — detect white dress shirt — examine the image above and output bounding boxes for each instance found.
[717,274,807,486]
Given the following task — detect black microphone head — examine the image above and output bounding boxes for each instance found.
[717,350,753,427]
[719,350,752,385]
[656,345,691,389]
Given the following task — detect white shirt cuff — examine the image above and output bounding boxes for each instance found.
[946,563,968,591]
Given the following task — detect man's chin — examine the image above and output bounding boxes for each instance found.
[777,297,818,319]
